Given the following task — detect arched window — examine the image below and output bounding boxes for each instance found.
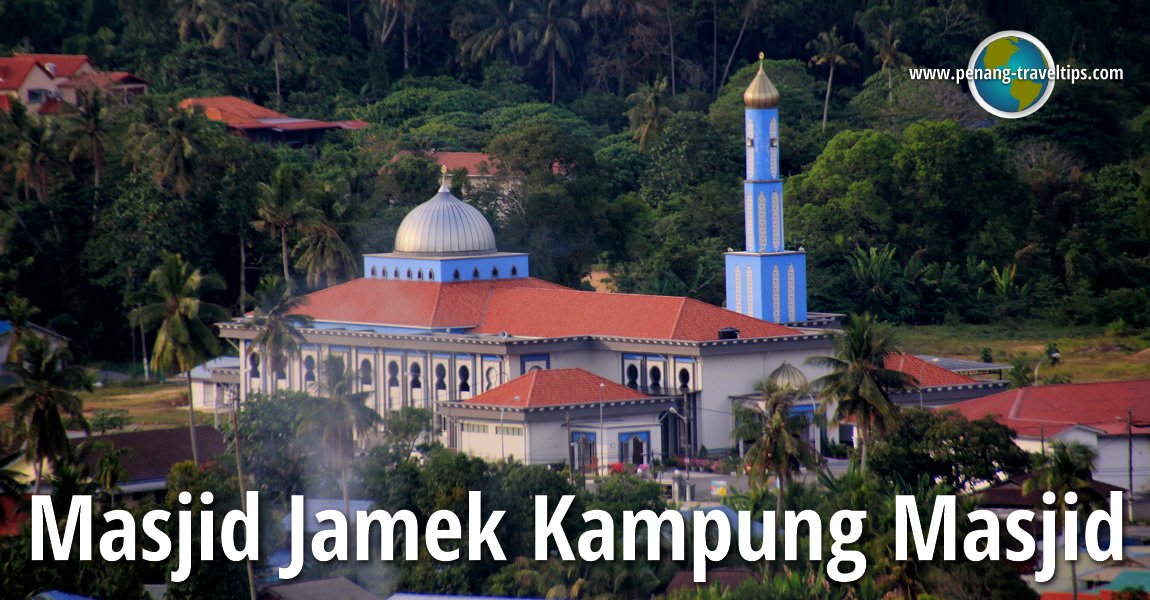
[428,269,435,280]
[387,361,400,387]
[381,267,387,279]
[458,365,471,393]
[492,267,499,278]
[406,268,412,279]
[410,363,422,390]
[393,268,400,278]
[511,266,518,276]
[453,269,461,281]
[473,268,480,279]
[485,367,497,390]
[434,364,447,391]
[678,368,691,390]
[304,356,316,383]
[370,266,377,278]
[360,359,373,386]
[625,364,639,389]
[249,353,260,378]
[416,269,423,280]
[649,366,662,389]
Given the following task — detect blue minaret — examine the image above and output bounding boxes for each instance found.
[724,54,808,323]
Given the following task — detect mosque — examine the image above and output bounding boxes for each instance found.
[209,62,990,469]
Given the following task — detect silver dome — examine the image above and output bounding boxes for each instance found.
[394,184,497,255]
[768,362,808,391]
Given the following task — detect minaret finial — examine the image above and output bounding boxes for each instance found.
[758,51,765,64]
[439,164,450,191]
[743,52,780,108]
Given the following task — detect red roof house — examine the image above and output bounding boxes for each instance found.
[180,96,360,146]
[950,381,1150,492]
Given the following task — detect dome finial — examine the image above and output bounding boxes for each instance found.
[439,164,450,192]
[744,52,780,108]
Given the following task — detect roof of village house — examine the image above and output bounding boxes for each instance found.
[972,472,1126,508]
[0,56,51,91]
[259,576,380,600]
[390,150,500,175]
[886,352,980,387]
[180,96,346,132]
[15,54,91,78]
[57,71,151,88]
[949,380,1150,438]
[76,426,227,486]
[463,368,650,408]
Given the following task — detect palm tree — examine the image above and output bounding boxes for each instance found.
[866,21,911,106]
[2,101,61,240]
[808,313,915,474]
[511,0,580,104]
[129,253,229,466]
[581,0,657,94]
[625,78,673,152]
[1023,441,1103,600]
[457,0,519,64]
[249,275,312,387]
[2,295,41,364]
[732,378,818,530]
[0,335,92,494]
[66,88,111,189]
[299,355,382,516]
[126,101,207,198]
[294,188,356,289]
[808,26,859,131]
[205,0,259,56]
[717,0,762,96]
[252,163,317,282]
[254,0,305,108]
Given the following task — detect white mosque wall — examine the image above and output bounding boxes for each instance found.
[697,347,829,453]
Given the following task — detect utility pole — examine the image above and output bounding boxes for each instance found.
[1129,407,1135,523]
[231,390,257,600]
[566,413,575,487]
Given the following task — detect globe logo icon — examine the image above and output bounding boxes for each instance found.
[968,31,1056,119]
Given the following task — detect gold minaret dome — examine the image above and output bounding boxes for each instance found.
[743,52,780,109]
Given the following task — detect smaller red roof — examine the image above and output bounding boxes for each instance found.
[58,71,150,88]
[885,353,978,387]
[951,380,1150,438]
[464,368,648,408]
[0,57,50,91]
[181,96,286,124]
[15,54,91,78]
[390,151,500,175]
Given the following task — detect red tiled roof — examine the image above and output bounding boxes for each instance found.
[58,71,150,88]
[0,57,50,91]
[181,96,343,132]
[949,380,1150,438]
[333,119,368,130]
[472,288,800,341]
[464,368,648,408]
[885,353,978,387]
[290,277,567,328]
[390,151,500,175]
[15,54,90,78]
[180,96,287,124]
[77,426,227,485]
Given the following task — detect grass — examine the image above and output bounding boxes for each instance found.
[81,381,192,429]
[895,322,1150,383]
